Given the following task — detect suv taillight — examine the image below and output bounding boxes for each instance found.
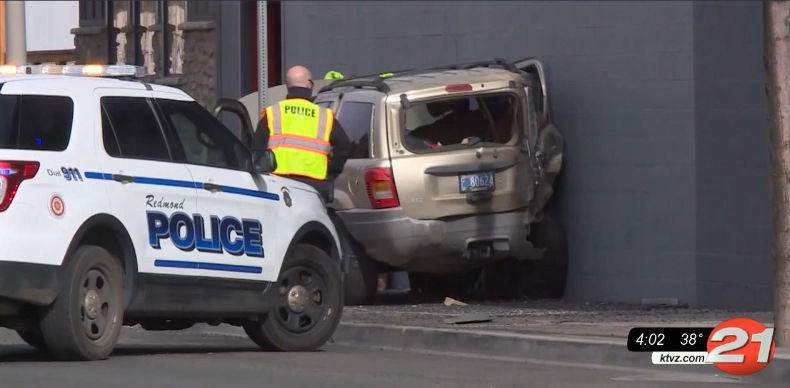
[0,161,40,212]
[365,167,400,209]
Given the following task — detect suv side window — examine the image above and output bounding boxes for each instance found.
[157,99,251,171]
[337,102,373,158]
[101,97,171,161]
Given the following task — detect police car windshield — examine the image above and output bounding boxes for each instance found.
[0,94,73,151]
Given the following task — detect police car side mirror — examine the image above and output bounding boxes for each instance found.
[252,149,277,174]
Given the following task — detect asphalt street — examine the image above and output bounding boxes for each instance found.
[0,327,778,388]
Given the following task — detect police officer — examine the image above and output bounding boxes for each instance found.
[252,65,351,201]
[252,67,360,300]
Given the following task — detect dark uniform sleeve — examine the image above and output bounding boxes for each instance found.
[328,119,351,177]
[250,115,271,151]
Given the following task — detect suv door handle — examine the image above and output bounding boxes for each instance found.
[202,183,223,193]
[112,174,135,184]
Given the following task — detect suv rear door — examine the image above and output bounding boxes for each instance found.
[387,85,535,220]
[319,90,386,210]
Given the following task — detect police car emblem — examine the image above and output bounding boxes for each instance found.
[49,193,65,217]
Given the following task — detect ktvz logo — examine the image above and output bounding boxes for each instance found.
[706,318,776,375]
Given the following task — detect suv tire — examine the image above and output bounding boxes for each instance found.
[244,244,342,351]
[520,209,568,299]
[410,270,482,299]
[480,208,568,299]
[16,329,46,351]
[343,249,378,306]
[39,245,124,360]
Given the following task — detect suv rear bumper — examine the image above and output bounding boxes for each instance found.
[337,208,537,273]
[0,261,59,306]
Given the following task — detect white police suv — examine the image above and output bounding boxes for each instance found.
[0,65,343,360]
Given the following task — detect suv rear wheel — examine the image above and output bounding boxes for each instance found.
[520,210,568,299]
[480,209,568,299]
[39,245,125,360]
[15,329,46,351]
[410,270,482,299]
[244,244,343,351]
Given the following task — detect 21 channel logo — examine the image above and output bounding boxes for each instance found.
[707,318,776,375]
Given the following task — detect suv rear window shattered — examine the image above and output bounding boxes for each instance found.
[0,95,74,151]
[402,93,518,152]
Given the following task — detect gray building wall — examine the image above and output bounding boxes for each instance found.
[281,1,770,309]
[692,2,771,308]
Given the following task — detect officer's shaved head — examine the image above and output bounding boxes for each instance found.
[285,65,313,89]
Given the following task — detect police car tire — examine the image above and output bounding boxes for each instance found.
[16,329,47,351]
[244,244,342,351]
[39,245,125,361]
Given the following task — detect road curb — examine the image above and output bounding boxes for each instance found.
[331,322,790,384]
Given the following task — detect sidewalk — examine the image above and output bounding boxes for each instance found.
[342,299,774,341]
[333,299,789,384]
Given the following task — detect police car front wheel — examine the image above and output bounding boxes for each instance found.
[39,245,125,361]
[244,243,342,351]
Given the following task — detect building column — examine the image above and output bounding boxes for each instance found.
[149,23,175,75]
[120,25,145,67]
[71,26,119,65]
[178,21,216,109]
[5,0,25,64]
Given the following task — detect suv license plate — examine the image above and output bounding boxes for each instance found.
[459,171,495,193]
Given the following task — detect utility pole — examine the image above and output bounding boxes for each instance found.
[257,1,268,114]
[5,0,26,65]
[1,2,6,65]
[765,0,790,346]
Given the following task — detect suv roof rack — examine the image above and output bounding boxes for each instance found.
[430,58,520,73]
[318,77,391,94]
[318,58,522,94]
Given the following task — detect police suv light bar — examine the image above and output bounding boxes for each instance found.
[0,64,145,78]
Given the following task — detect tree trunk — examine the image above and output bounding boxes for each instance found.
[765,1,790,346]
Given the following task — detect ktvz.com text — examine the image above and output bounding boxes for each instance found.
[651,351,710,365]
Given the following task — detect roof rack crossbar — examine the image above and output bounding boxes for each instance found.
[460,58,520,72]
[317,58,523,94]
[319,78,391,93]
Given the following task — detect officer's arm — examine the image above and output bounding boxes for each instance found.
[250,115,271,151]
[328,120,352,176]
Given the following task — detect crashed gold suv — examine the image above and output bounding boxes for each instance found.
[314,59,565,304]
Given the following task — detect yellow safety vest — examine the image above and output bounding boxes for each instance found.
[264,99,334,180]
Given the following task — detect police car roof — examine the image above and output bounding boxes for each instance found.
[0,75,191,98]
